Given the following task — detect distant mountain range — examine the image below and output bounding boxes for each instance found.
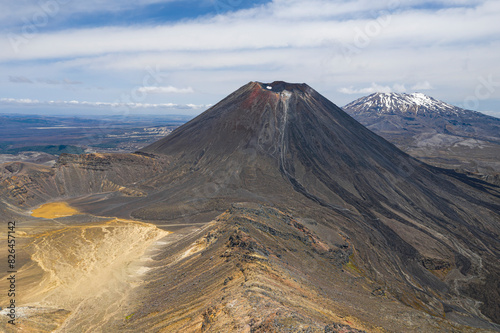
[344,92,500,184]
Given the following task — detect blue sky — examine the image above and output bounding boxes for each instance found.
[1,0,499,117]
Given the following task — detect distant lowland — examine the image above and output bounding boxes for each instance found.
[0,114,191,165]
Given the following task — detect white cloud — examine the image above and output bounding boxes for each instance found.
[411,81,433,91]
[1,0,499,113]
[3,1,499,62]
[1,98,40,104]
[338,82,407,94]
[393,83,407,93]
[9,76,82,85]
[0,97,208,110]
[137,86,194,94]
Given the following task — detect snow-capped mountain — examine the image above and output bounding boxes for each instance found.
[344,92,472,117]
[343,92,500,185]
[343,92,500,142]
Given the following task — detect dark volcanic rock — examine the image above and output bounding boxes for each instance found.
[343,92,500,143]
[2,82,500,331]
[139,81,500,327]
[324,323,367,333]
[343,92,500,184]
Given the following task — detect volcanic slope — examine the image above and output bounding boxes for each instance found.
[138,81,500,330]
[0,81,499,332]
[343,92,500,184]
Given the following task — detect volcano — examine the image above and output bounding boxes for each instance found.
[1,81,500,332]
[343,92,500,185]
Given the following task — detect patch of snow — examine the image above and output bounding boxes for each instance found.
[408,93,431,106]
[357,92,465,116]
[266,86,272,90]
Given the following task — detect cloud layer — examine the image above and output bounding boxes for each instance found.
[137,86,194,94]
[1,0,499,115]
[0,97,208,110]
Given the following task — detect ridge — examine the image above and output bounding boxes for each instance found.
[345,91,468,116]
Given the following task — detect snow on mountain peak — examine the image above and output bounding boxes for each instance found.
[346,92,463,116]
